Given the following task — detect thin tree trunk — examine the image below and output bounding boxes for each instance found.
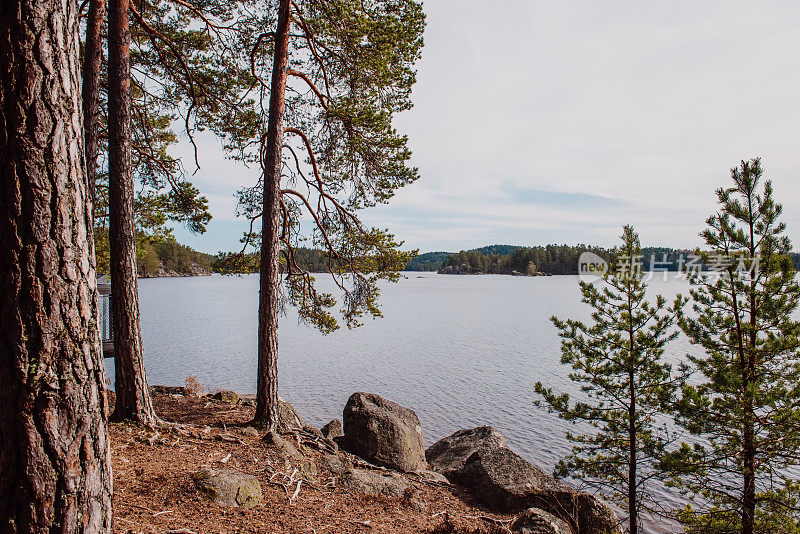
[741,206,758,534]
[108,0,156,424]
[627,299,638,534]
[254,0,291,428]
[0,0,113,530]
[83,0,106,205]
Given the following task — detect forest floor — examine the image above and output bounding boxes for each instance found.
[108,392,512,534]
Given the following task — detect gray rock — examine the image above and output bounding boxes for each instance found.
[573,493,621,534]
[339,468,410,498]
[342,392,426,472]
[278,397,304,431]
[262,430,302,460]
[316,453,353,476]
[458,448,620,534]
[321,419,343,439]
[459,447,573,513]
[150,385,189,396]
[416,469,451,484]
[212,390,240,404]
[240,426,259,437]
[512,508,573,534]
[426,426,509,480]
[193,468,261,508]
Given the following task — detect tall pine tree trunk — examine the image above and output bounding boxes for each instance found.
[0,0,113,530]
[83,0,105,202]
[254,0,291,428]
[108,0,156,424]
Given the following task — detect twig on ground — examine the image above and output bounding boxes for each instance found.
[334,518,373,529]
[290,479,302,503]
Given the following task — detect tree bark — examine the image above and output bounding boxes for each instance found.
[741,208,758,534]
[0,0,113,531]
[108,0,156,424]
[627,299,638,534]
[82,0,106,205]
[254,0,291,428]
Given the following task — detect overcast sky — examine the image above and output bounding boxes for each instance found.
[173,0,800,254]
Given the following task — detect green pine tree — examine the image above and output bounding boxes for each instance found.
[535,225,686,534]
[663,158,800,534]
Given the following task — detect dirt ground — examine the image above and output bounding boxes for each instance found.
[109,392,513,534]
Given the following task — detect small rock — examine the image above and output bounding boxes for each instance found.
[262,430,302,460]
[342,392,426,472]
[321,419,343,439]
[193,468,262,508]
[511,508,573,534]
[212,390,240,404]
[316,453,353,476]
[339,468,410,498]
[278,398,304,431]
[150,385,189,396]
[240,427,259,437]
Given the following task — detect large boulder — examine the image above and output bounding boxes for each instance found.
[459,447,574,513]
[342,392,426,472]
[426,426,509,481]
[459,448,620,534]
[573,493,621,534]
[512,508,573,534]
[339,468,410,498]
[192,468,261,508]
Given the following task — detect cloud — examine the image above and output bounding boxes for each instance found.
[171,0,800,254]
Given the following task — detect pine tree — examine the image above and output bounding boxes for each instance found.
[535,226,686,534]
[664,158,800,534]
[107,0,158,424]
[0,0,112,528]
[230,0,425,428]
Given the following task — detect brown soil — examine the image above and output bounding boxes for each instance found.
[109,392,513,534]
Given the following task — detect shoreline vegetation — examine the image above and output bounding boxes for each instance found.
[139,242,800,278]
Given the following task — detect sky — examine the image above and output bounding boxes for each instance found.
[173,0,800,254]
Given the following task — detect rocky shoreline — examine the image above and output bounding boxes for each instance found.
[139,267,212,278]
[141,386,621,534]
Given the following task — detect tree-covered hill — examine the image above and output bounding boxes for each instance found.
[205,245,800,274]
[435,245,800,275]
[404,251,452,271]
[138,240,216,277]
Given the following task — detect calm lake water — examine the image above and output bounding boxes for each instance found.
[106,272,692,531]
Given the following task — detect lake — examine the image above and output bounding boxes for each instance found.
[106,272,693,531]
